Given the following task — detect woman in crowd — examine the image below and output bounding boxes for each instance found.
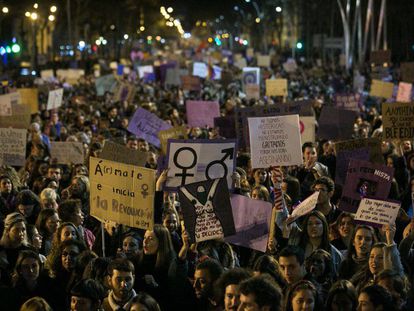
[331,212,355,255]
[325,280,358,311]
[284,280,322,311]
[35,208,60,256]
[357,284,396,311]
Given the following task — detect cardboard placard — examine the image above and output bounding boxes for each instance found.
[137,65,154,79]
[181,75,201,91]
[317,106,357,140]
[56,69,85,84]
[50,142,84,164]
[382,102,414,140]
[242,67,260,85]
[158,126,188,155]
[40,69,54,79]
[370,80,394,99]
[100,141,147,167]
[89,157,156,230]
[334,93,361,111]
[248,115,303,168]
[257,55,271,67]
[95,74,117,96]
[287,191,320,224]
[355,198,400,227]
[265,79,288,97]
[245,84,260,100]
[18,88,39,114]
[127,107,172,148]
[186,100,220,128]
[0,104,31,129]
[225,194,272,252]
[339,159,394,213]
[165,139,236,190]
[283,59,297,73]
[0,93,13,116]
[400,62,414,83]
[193,62,209,78]
[396,82,412,103]
[0,128,27,166]
[47,88,64,110]
[299,116,316,143]
[370,50,391,65]
[179,178,235,243]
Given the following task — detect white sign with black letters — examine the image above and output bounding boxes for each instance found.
[165,139,236,190]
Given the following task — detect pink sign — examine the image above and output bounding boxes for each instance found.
[396,82,412,103]
[186,100,220,128]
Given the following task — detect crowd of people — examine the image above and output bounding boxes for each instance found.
[0,47,414,311]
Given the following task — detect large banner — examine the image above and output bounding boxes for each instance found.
[127,107,172,148]
[165,139,236,190]
[89,157,156,230]
[317,106,357,140]
[225,194,272,252]
[178,178,235,243]
[0,128,27,166]
[186,100,220,128]
[100,141,147,167]
[50,142,84,164]
[248,115,302,168]
[382,102,414,140]
[339,159,394,213]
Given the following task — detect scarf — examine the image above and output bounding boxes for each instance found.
[107,289,137,311]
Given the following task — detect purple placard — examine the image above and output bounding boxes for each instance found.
[186,100,220,128]
[339,159,395,213]
[127,107,172,148]
[335,148,370,186]
[334,93,361,112]
[225,194,272,252]
[317,106,357,140]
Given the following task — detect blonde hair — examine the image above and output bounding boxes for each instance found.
[40,188,57,203]
[0,212,28,247]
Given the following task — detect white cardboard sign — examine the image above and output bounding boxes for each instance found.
[47,88,63,110]
[355,198,400,226]
[288,191,320,223]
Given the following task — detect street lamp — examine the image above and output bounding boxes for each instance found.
[50,6,57,13]
[275,6,282,13]
[2,7,8,14]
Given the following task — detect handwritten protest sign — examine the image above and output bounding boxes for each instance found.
[0,93,13,116]
[98,141,147,167]
[158,126,188,155]
[334,138,383,186]
[401,62,414,83]
[339,159,394,213]
[287,191,320,224]
[317,106,357,140]
[0,104,31,129]
[299,116,316,143]
[257,55,271,67]
[334,93,361,111]
[242,67,260,85]
[18,88,39,114]
[179,178,235,243]
[382,102,414,140]
[248,115,302,168]
[225,194,272,252]
[192,62,209,78]
[396,82,412,103]
[165,139,236,190]
[95,74,117,96]
[236,100,314,150]
[47,88,63,110]
[0,128,27,166]
[370,80,394,99]
[89,157,156,230]
[181,75,201,91]
[50,142,84,164]
[355,198,400,227]
[186,100,220,128]
[265,79,288,97]
[127,107,172,148]
[245,84,260,100]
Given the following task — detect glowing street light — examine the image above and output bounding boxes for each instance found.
[31,12,38,20]
[50,5,57,13]
[123,34,129,40]
[167,7,173,13]
[140,26,145,31]
[275,6,282,13]
[25,11,31,17]
[2,7,8,14]
[255,17,261,23]
[48,15,55,21]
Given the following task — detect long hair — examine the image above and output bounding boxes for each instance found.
[35,208,58,239]
[325,280,357,311]
[12,250,42,287]
[299,210,330,252]
[141,224,176,272]
[284,280,322,311]
[252,255,286,289]
[345,225,377,260]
